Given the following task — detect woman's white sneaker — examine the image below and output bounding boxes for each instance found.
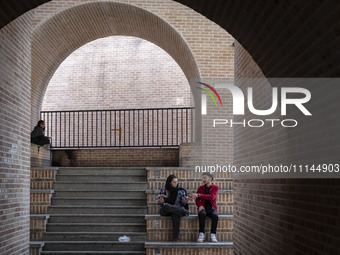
[197,232,205,242]
[210,233,218,243]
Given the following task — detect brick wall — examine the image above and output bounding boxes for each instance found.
[146,248,233,255]
[179,143,191,166]
[0,12,32,255]
[30,144,51,167]
[233,42,340,255]
[52,148,179,167]
[30,215,49,241]
[42,36,191,111]
[30,168,57,214]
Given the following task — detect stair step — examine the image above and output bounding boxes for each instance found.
[41,252,145,255]
[146,189,233,194]
[57,167,146,176]
[53,191,145,198]
[53,182,147,191]
[43,232,146,241]
[48,214,145,223]
[43,241,145,251]
[147,204,233,215]
[56,175,146,182]
[145,214,233,242]
[145,214,233,220]
[145,241,233,248]
[46,223,146,232]
[49,206,147,214]
[30,241,45,248]
[51,197,147,206]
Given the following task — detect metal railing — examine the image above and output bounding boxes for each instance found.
[40,107,195,148]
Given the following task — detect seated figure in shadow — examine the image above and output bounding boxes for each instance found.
[31,120,51,147]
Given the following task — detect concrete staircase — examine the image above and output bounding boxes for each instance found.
[32,166,233,255]
[41,167,147,255]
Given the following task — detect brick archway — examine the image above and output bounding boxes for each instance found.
[31,1,201,125]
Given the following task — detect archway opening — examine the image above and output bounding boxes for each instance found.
[42,36,191,111]
[41,35,194,149]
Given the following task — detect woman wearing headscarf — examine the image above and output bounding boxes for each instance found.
[157,174,192,242]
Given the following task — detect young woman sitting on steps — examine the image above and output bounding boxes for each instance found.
[157,174,193,242]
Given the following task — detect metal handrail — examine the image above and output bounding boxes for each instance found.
[40,107,195,148]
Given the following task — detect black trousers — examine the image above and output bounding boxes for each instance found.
[159,204,186,239]
[31,135,50,146]
[198,208,218,234]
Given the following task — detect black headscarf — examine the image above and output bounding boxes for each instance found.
[164,174,179,205]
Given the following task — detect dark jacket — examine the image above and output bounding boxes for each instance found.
[31,126,45,138]
[159,187,188,209]
[31,126,50,146]
[195,183,219,213]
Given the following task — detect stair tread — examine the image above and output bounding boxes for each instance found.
[53,190,146,192]
[50,205,146,208]
[145,241,233,248]
[54,190,144,192]
[146,241,233,244]
[52,197,146,200]
[30,241,45,247]
[55,181,147,184]
[59,167,146,169]
[49,214,145,217]
[57,174,146,176]
[42,252,145,254]
[145,214,233,219]
[47,223,146,226]
[44,241,145,244]
[44,232,146,234]
[146,189,233,193]
[31,189,54,193]
[31,214,50,219]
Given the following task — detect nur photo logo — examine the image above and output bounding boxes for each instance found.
[196,81,312,128]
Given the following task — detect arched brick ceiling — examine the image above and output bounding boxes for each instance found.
[31,2,200,115]
[173,0,340,77]
[2,0,340,77]
[0,0,49,28]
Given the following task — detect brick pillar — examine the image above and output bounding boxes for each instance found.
[0,12,33,255]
